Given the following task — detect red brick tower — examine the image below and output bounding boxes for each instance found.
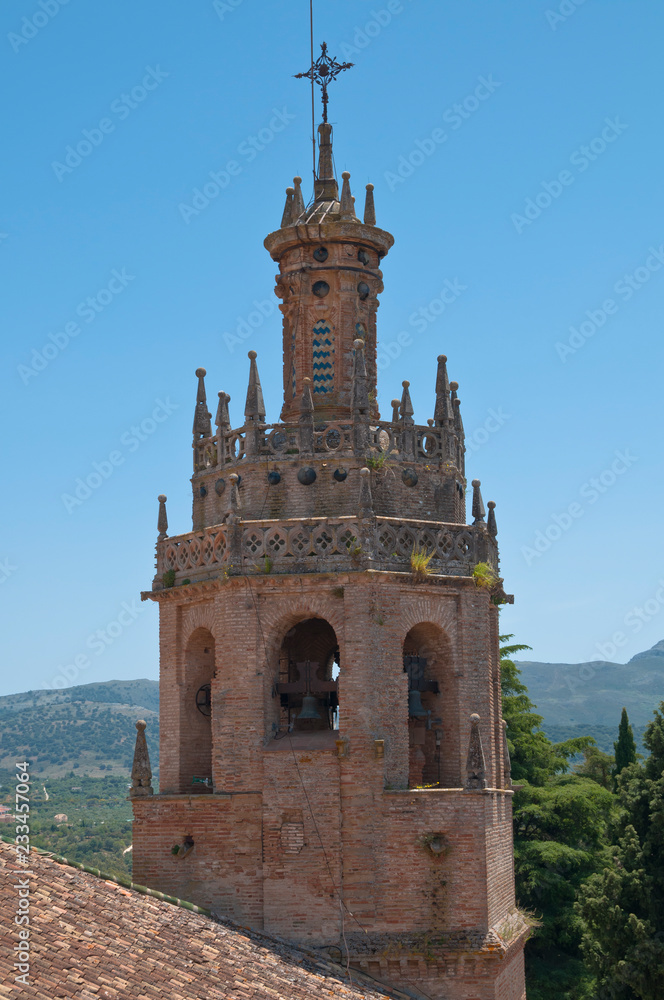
[131,117,528,999]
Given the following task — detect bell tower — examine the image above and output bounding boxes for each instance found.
[131,48,529,1000]
[272,123,392,422]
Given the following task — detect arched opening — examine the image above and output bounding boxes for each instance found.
[275,618,339,733]
[179,627,215,793]
[403,623,456,788]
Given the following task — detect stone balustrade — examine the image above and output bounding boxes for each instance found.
[154,515,496,589]
[193,418,464,474]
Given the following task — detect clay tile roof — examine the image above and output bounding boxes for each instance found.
[0,843,404,1000]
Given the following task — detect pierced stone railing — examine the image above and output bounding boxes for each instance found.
[193,418,463,473]
[154,516,496,589]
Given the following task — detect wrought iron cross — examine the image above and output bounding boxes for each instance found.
[295,42,354,124]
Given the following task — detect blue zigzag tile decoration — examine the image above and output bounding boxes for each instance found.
[312,320,334,394]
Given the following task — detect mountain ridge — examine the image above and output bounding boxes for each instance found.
[515,640,664,741]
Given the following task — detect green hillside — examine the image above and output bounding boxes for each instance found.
[0,770,134,879]
[0,678,159,778]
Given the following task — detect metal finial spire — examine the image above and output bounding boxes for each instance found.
[295,42,354,125]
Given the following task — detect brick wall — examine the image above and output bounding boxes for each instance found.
[134,565,526,998]
[132,794,263,926]
[191,455,468,530]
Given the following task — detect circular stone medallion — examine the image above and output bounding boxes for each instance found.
[297,467,317,485]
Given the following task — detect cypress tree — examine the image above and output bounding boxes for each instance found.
[613,706,637,780]
[577,703,664,999]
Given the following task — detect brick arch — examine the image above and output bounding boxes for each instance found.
[258,600,345,661]
[401,618,460,788]
[178,626,215,793]
[399,597,458,657]
[182,603,217,645]
[260,602,344,738]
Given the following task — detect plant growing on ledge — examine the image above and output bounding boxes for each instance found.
[257,555,273,574]
[472,561,498,591]
[365,449,390,472]
[162,569,176,588]
[410,544,434,581]
[345,536,362,561]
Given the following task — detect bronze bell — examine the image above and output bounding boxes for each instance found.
[297,694,322,720]
[408,689,428,718]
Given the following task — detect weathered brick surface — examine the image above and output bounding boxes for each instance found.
[263,740,342,942]
[133,571,526,997]
[132,794,263,924]
[192,457,466,528]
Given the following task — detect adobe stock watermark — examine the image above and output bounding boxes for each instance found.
[61,398,178,513]
[337,0,413,60]
[0,558,18,584]
[594,580,664,663]
[43,600,148,690]
[384,76,501,193]
[17,268,135,385]
[13,761,32,988]
[179,107,295,223]
[377,278,467,371]
[466,407,511,455]
[511,116,628,234]
[8,0,72,54]
[223,296,276,353]
[545,0,589,31]
[556,244,664,362]
[522,449,637,566]
[52,66,169,182]
[213,0,245,20]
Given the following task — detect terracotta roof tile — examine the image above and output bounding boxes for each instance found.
[0,843,404,999]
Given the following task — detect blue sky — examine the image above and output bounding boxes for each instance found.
[2,0,663,696]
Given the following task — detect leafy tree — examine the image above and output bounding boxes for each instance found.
[577,703,664,999]
[501,636,594,786]
[501,636,609,1000]
[613,707,637,782]
[574,745,615,790]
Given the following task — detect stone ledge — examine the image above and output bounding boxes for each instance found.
[142,567,491,602]
[340,911,532,965]
[133,791,262,802]
[383,787,514,797]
